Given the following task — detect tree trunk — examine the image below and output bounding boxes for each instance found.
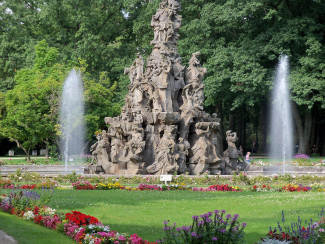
[292,102,312,154]
[45,138,49,159]
[10,138,31,161]
[25,149,31,162]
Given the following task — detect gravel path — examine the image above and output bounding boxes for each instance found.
[0,230,18,244]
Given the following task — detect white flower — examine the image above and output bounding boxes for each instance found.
[44,207,56,215]
[23,211,35,220]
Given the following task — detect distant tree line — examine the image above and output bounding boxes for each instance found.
[0,0,324,157]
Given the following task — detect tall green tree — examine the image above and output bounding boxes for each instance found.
[0,40,120,158]
[0,40,68,160]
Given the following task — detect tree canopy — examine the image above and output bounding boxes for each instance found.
[0,0,324,155]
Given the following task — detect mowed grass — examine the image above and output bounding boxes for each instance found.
[0,211,75,244]
[0,157,63,165]
[47,190,325,243]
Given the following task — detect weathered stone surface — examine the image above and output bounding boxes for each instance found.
[88,0,243,175]
[222,130,249,174]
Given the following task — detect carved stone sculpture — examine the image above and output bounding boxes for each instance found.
[147,131,179,174]
[87,0,231,175]
[189,122,221,175]
[223,130,249,174]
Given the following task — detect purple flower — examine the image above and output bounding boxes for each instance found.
[163,220,169,225]
[205,218,212,223]
[201,214,207,219]
[226,214,231,219]
[212,237,218,242]
[219,229,226,233]
[181,226,190,232]
[191,232,197,237]
[221,210,226,213]
[242,223,247,227]
[214,210,220,214]
[192,215,199,220]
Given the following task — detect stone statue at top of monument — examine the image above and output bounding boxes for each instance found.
[151,0,169,44]
[124,53,144,86]
[166,0,181,42]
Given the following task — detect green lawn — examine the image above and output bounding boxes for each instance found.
[0,157,89,165]
[45,190,324,243]
[0,157,64,165]
[0,211,75,244]
[0,189,324,243]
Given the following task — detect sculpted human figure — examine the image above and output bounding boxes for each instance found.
[177,137,190,173]
[122,126,145,163]
[189,123,210,174]
[134,110,144,124]
[223,130,248,174]
[180,51,206,130]
[124,53,144,85]
[90,133,101,165]
[151,0,169,43]
[187,52,207,86]
[146,132,179,174]
[107,126,123,163]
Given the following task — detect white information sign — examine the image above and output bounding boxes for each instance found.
[160,175,172,185]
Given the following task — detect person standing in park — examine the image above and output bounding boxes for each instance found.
[246,152,251,163]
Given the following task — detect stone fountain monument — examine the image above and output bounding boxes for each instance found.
[87,0,247,175]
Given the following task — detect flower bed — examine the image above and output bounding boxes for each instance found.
[0,179,13,188]
[96,182,125,190]
[72,181,96,190]
[0,180,57,190]
[280,184,312,192]
[69,181,325,194]
[259,209,325,243]
[72,182,193,191]
[193,184,242,192]
[250,185,272,192]
[159,210,246,243]
[0,191,156,244]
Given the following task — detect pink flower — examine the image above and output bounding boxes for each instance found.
[118,235,126,241]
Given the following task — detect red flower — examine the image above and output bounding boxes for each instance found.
[65,211,99,226]
[33,206,40,215]
[34,215,43,224]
